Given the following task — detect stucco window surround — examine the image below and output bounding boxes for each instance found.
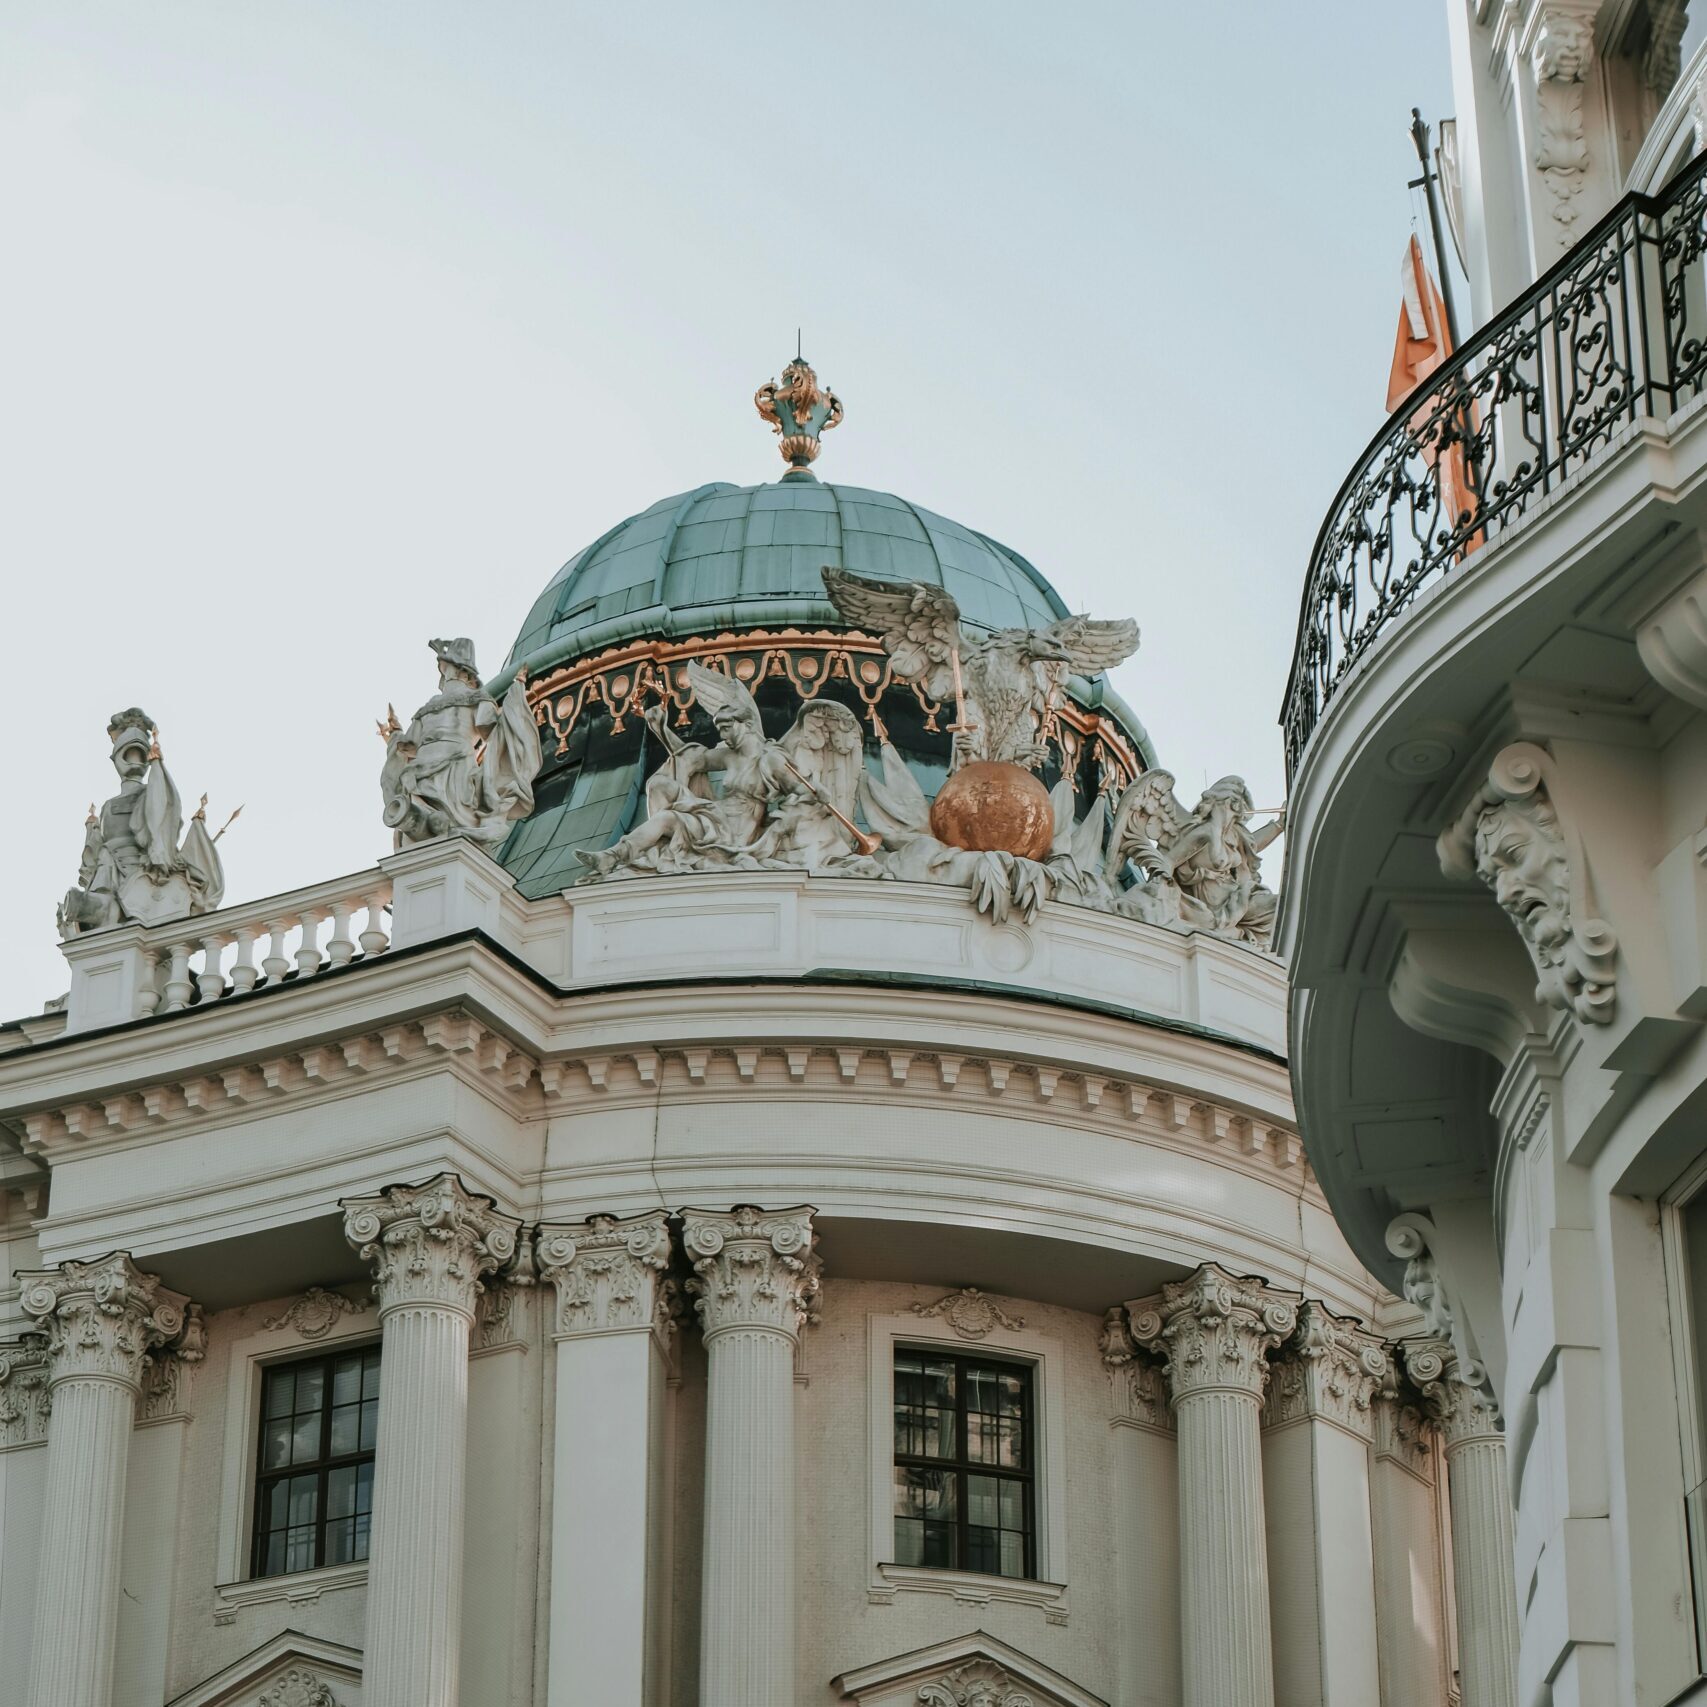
[211,1298,381,1621]
[866,1309,1070,1622]
[1662,1156,1707,1669]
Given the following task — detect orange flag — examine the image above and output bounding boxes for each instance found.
[1388,234,1480,554]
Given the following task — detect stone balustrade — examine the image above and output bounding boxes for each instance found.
[60,870,392,1033]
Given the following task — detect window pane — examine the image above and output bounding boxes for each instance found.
[263,1369,295,1418]
[893,1465,956,1523]
[352,1510,371,1561]
[287,1473,318,1527]
[329,1404,360,1457]
[327,1465,358,1520]
[290,1412,320,1464]
[893,1516,924,1566]
[332,1355,363,1406]
[284,1525,316,1574]
[359,1398,378,1452]
[326,1518,356,1565]
[294,1364,325,1411]
[264,1531,286,1576]
[362,1353,381,1399]
[967,1474,998,1528]
[262,1417,293,1470]
[999,1479,1027,1530]
[999,1529,1025,1579]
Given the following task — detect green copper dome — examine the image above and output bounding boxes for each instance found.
[501,478,1073,682]
[495,474,1153,897]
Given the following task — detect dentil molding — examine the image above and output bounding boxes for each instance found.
[342,1171,519,1319]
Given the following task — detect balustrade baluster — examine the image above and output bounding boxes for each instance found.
[135,950,161,1018]
[196,937,227,1004]
[359,892,390,957]
[161,943,194,1013]
[295,911,324,977]
[229,927,259,993]
[326,902,356,966]
[262,922,291,985]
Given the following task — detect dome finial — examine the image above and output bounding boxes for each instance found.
[754,350,843,480]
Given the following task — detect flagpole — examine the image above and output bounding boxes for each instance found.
[1409,107,1462,349]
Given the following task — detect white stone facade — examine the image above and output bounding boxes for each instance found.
[0,841,1473,1704]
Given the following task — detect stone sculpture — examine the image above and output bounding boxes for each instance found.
[1103,770,1283,943]
[579,661,877,879]
[58,709,227,938]
[1438,741,1616,1023]
[379,638,542,854]
[821,565,1139,769]
[572,583,1281,947]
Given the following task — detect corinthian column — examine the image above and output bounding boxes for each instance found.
[537,1210,678,1707]
[1404,1341,1518,1707]
[1128,1264,1298,1707]
[343,1174,519,1707]
[680,1205,819,1707]
[19,1253,189,1707]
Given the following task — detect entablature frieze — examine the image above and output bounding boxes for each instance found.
[8,1016,1317,1204]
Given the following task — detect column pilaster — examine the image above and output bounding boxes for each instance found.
[680,1205,818,1707]
[1262,1302,1386,1707]
[1101,1307,1180,1707]
[19,1253,190,1707]
[1370,1356,1452,1707]
[1404,1339,1519,1707]
[343,1173,519,1707]
[1128,1263,1297,1707]
[538,1211,678,1707]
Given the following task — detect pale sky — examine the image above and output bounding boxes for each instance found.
[1,3,1463,1019]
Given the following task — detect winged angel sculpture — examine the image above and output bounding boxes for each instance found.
[580,661,875,878]
[820,566,1138,768]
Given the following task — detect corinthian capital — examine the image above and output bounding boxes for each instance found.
[18,1252,190,1391]
[1265,1301,1388,1437]
[679,1205,819,1340]
[538,1210,677,1340]
[1126,1263,1299,1403]
[1402,1338,1503,1448]
[342,1172,519,1318]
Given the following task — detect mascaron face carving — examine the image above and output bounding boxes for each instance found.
[918,1659,1038,1707]
[1438,742,1617,1024]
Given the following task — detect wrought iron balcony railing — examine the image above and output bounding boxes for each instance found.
[1281,148,1707,777]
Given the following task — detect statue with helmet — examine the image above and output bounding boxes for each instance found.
[379,638,543,854]
[58,709,228,938]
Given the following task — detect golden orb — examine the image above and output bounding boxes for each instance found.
[929,761,1054,861]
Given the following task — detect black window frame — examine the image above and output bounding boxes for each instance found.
[890,1344,1037,1581]
[250,1343,381,1581]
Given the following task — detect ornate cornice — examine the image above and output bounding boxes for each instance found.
[680,1205,819,1340]
[1099,1306,1172,1431]
[18,1252,191,1391]
[1264,1301,1388,1437]
[0,1335,52,1447]
[911,1288,1025,1340]
[1402,1337,1504,1448]
[1126,1263,1300,1404]
[342,1173,519,1319]
[262,1288,365,1341]
[537,1210,676,1342]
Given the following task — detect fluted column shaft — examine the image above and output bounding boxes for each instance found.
[1128,1264,1299,1707]
[681,1206,818,1707]
[19,1254,189,1707]
[1405,1340,1519,1707]
[344,1174,518,1707]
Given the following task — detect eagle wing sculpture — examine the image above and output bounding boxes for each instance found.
[821,566,961,703]
[1040,613,1141,675]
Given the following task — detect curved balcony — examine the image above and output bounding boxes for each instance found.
[1282,146,1707,779]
